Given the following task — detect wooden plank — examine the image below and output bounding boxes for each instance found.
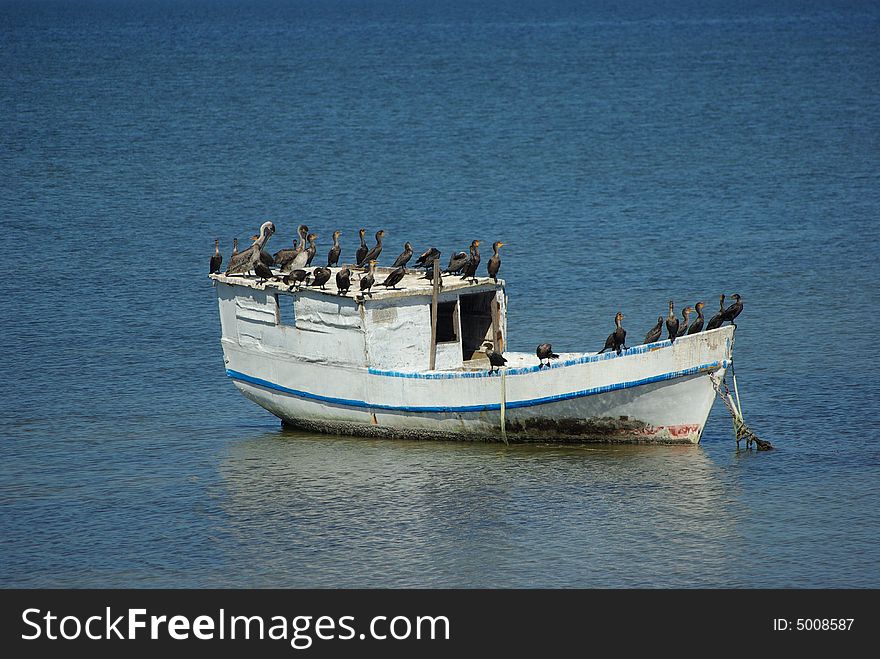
[429,258,440,370]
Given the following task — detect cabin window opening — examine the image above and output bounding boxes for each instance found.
[459,292,496,360]
[274,294,296,326]
[434,301,458,343]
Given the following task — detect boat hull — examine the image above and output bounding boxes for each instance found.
[222,326,735,444]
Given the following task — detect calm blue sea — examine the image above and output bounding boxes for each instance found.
[1,0,878,588]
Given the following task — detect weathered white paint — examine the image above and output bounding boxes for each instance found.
[210,269,733,443]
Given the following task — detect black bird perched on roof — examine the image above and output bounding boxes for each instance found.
[536,343,559,368]
[381,265,406,289]
[598,312,627,356]
[305,233,318,266]
[643,316,663,344]
[282,269,310,289]
[253,255,274,284]
[327,230,341,267]
[676,306,694,338]
[720,293,743,327]
[310,266,331,290]
[361,230,385,270]
[336,267,351,296]
[444,250,468,275]
[687,301,705,335]
[705,294,726,331]
[355,229,368,266]
[360,260,377,297]
[483,341,507,373]
[391,241,413,269]
[210,238,222,274]
[415,246,441,267]
[461,240,481,283]
[487,241,503,283]
[420,266,443,288]
[666,301,679,343]
[226,221,275,275]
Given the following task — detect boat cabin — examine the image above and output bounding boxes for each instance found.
[210,267,507,372]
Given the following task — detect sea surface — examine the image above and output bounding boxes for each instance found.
[2,0,879,588]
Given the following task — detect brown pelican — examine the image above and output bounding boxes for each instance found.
[209,238,222,274]
[282,269,310,289]
[643,316,663,344]
[327,230,341,267]
[274,225,308,266]
[282,233,316,273]
[355,229,368,266]
[336,267,351,296]
[482,341,507,373]
[676,306,694,338]
[391,242,413,269]
[415,246,441,267]
[305,233,318,266]
[361,230,385,270]
[461,240,481,283]
[687,302,705,335]
[360,260,377,297]
[443,250,468,275]
[666,301,679,343]
[310,266,331,290]
[487,241,503,283]
[536,343,559,367]
[705,294,726,331]
[720,293,743,326]
[225,221,275,275]
[381,265,406,289]
[597,312,627,356]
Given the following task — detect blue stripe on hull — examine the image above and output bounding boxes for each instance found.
[226,359,726,414]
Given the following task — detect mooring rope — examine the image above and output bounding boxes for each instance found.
[709,368,773,450]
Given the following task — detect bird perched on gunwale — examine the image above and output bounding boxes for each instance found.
[415,246,441,267]
[391,242,413,269]
[361,230,385,270]
[687,302,705,335]
[381,265,406,289]
[598,312,627,356]
[643,316,663,344]
[443,250,468,275]
[461,240,481,283]
[483,342,508,373]
[305,233,319,266]
[487,241,503,283]
[536,343,559,368]
[666,300,679,344]
[282,269,310,289]
[210,238,222,274]
[310,266,331,289]
[355,228,368,266]
[253,255,274,284]
[327,230,341,267]
[720,293,743,327]
[282,233,316,273]
[360,260,377,297]
[705,294,726,331]
[274,224,307,267]
[336,267,351,296]
[225,221,275,275]
[676,306,694,338]
[420,265,443,287]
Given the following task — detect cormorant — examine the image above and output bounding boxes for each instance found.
[643,316,663,344]
[381,265,406,289]
[391,242,413,269]
[231,237,239,258]
[355,229,368,266]
[482,341,507,373]
[361,230,385,270]
[460,240,481,283]
[420,266,443,288]
[676,306,694,338]
[210,238,222,274]
[360,260,377,297]
[720,293,743,326]
[687,302,705,335]
[443,250,468,275]
[327,230,341,267]
[536,343,559,367]
[225,221,275,275]
[487,241,503,283]
[305,233,318,266]
[705,294,725,331]
[666,301,679,343]
[310,266,331,290]
[597,312,627,356]
[282,269,310,289]
[415,246,441,267]
[253,256,273,283]
[336,267,351,296]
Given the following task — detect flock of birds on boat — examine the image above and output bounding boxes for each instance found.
[209,220,503,298]
[209,220,743,370]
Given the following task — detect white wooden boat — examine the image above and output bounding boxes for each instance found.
[210,266,733,444]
